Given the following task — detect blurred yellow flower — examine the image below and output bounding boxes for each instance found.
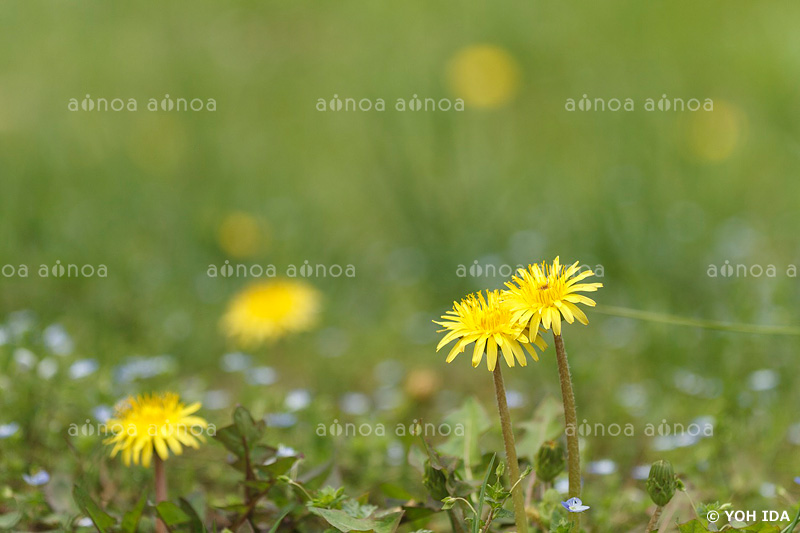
[218,212,265,259]
[435,290,546,371]
[127,115,187,176]
[104,393,207,468]
[682,100,745,163]
[503,257,602,337]
[447,44,520,109]
[404,368,442,402]
[222,279,321,346]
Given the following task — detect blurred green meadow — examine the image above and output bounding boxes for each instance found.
[2,0,800,530]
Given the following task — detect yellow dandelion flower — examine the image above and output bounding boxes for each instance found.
[434,290,547,371]
[447,44,521,109]
[222,279,321,347]
[104,393,207,468]
[218,212,266,259]
[681,100,745,163]
[503,257,603,337]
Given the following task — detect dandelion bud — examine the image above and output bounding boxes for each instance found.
[535,440,565,483]
[646,460,677,507]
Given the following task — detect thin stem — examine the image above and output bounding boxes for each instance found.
[231,485,275,530]
[646,505,662,532]
[492,365,528,533]
[524,471,537,510]
[450,497,478,517]
[682,490,701,521]
[154,455,168,533]
[553,333,581,530]
[480,508,497,533]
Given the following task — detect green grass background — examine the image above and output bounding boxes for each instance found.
[2,0,800,529]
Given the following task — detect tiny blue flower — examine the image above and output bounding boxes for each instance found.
[92,405,113,424]
[265,413,297,428]
[69,359,99,380]
[561,497,590,513]
[0,422,20,439]
[23,470,50,486]
[794,477,800,485]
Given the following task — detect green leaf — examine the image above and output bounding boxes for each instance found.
[231,445,279,471]
[120,493,147,533]
[342,499,378,519]
[549,515,574,533]
[677,520,782,533]
[155,501,192,526]
[214,424,245,458]
[310,486,347,509]
[474,454,496,533]
[741,525,781,533]
[244,479,274,492]
[256,455,299,478]
[266,504,295,533]
[72,485,116,532]
[233,405,265,445]
[677,520,710,533]
[495,508,514,520]
[516,397,564,457]
[250,444,278,464]
[308,507,403,533]
[420,438,459,475]
[0,501,22,530]
[400,504,436,522]
[438,397,491,467]
[178,498,206,532]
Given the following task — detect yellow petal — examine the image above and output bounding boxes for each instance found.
[497,334,515,368]
[551,309,562,335]
[558,301,575,323]
[179,402,202,416]
[541,309,552,331]
[533,333,547,352]
[472,336,487,367]
[510,340,527,366]
[565,302,589,325]
[167,436,183,455]
[564,260,581,277]
[436,329,462,351]
[566,270,595,285]
[181,416,208,428]
[562,294,596,306]
[176,432,199,448]
[486,339,498,371]
[446,338,466,363]
[142,444,153,468]
[154,437,169,460]
[529,315,541,340]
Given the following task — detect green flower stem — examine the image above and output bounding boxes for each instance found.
[154,455,168,533]
[553,333,581,530]
[646,506,662,532]
[492,365,528,533]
